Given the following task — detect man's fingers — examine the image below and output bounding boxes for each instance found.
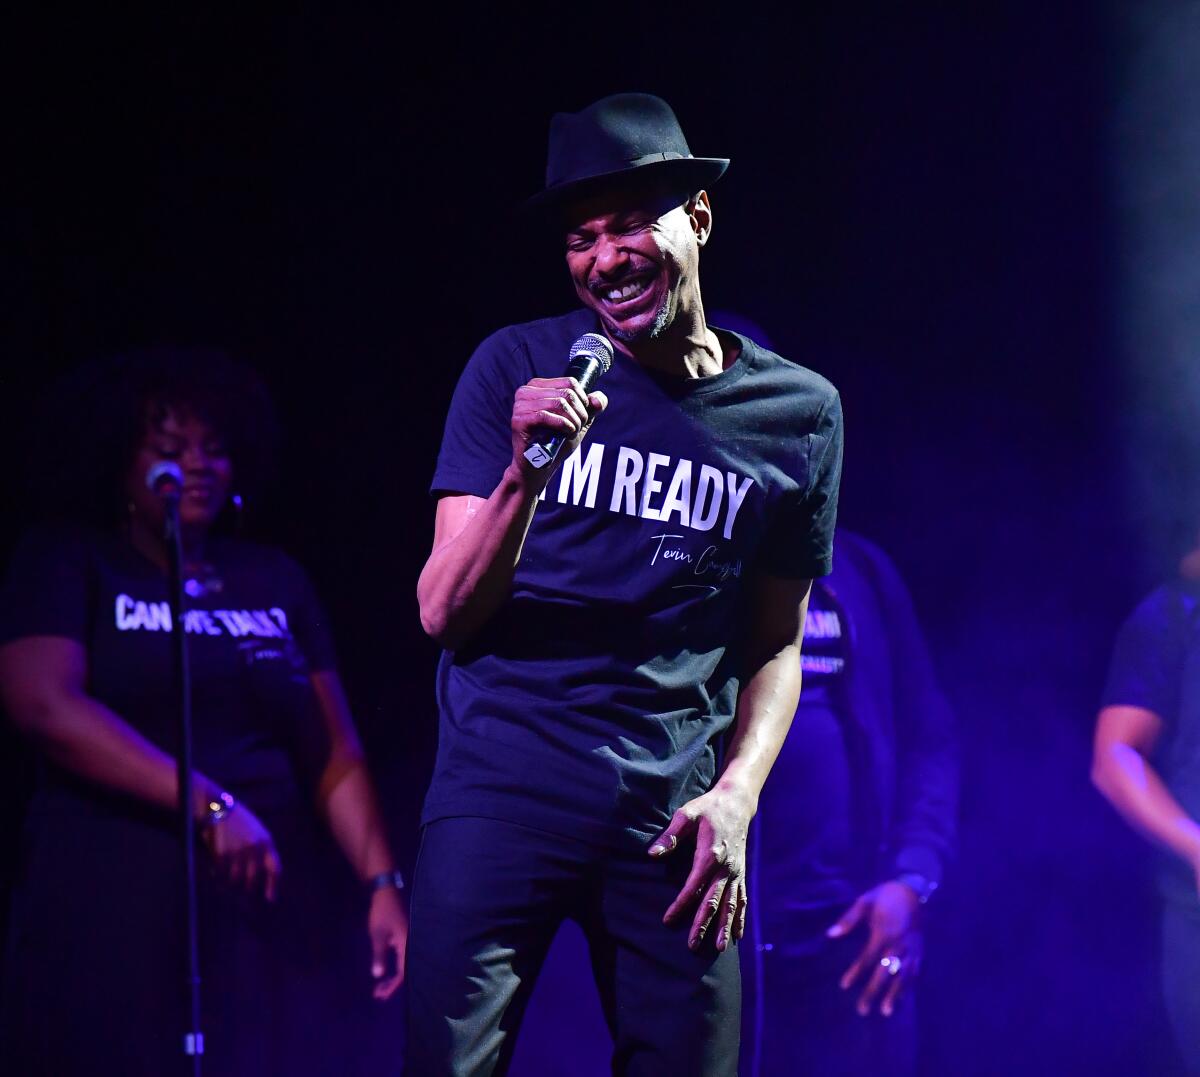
[716,878,741,951]
[734,882,748,942]
[517,381,590,426]
[544,387,589,426]
[649,807,695,858]
[827,895,868,939]
[530,409,582,436]
[689,876,727,950]
[587,390,608,415]
[662,861,710,925]
[243,852,260,895]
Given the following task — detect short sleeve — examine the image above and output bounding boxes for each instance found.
[279,557,339,674]
[0,527,95,645]
[1101,585,1192,724]
[431,328,528,499]
[757,389,844,579]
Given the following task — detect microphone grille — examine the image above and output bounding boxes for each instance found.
[145,461,184,492]
[569,332,614,372]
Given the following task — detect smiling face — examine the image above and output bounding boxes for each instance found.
[124,406,235,537]
[563,188,711,346]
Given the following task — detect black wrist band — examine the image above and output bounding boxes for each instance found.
[368,869,405,893]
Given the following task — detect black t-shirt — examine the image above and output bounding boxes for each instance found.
[425,309,843,847]
[1102,580,1200,904]
[796,578,848,705]
[755,581,859,922]
[0,526,337,814]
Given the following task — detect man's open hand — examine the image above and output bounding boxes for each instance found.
[651,785,755,952]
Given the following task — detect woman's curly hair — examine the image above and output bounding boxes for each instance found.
[27,346,279,526]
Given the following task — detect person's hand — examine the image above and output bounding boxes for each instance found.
[827,881,923,1018]
[510,376,608,484]
[199,801,282,902]
[651,784,754,952]
[368,885,409,1000]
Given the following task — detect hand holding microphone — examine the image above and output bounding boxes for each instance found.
[514,332,613,478]
[513,331,614,474]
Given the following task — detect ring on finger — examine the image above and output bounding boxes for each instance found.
[880,955,903,977]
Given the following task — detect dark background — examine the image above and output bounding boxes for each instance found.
[1,6,1186,1074]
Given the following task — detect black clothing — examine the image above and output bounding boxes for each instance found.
[740,913,917,1077]
[756,580,859,915]
[407,816,740,1077]
[425,309,843,850]
[754,531,957,941]
[412,309,843,1074]
[1102,578,1200,906]
[0,526,379,1076]
[1103,579,1200,1074]
[744,531,957,1077]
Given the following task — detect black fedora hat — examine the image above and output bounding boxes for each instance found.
[525,93,729,214]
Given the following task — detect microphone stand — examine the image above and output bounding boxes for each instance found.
[163,492,204,1076]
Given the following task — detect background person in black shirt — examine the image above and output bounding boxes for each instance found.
[1093,533,1200,1076]
[0,349,408,1075]
[742,529,958,1077]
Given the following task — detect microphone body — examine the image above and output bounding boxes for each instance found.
[523,333,613,470]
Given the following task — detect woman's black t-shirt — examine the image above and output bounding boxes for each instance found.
[0,525,337,815]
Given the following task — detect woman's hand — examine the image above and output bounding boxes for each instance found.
[368,885,409,999]
[200,801,282,902]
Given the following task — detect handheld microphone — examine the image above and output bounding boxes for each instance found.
[146,461,184,500]
[523,332,613,470]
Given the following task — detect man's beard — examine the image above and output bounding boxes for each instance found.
[609,292,673,343]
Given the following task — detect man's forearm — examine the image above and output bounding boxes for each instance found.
[1093,744,1200,866]
[417,465,541,648]
[713,644,804,808]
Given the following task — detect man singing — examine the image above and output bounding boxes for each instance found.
[410,93,843,1075]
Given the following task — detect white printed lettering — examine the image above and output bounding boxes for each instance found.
[691,465,724,532]
[658,459,692,527]
[610,447,644,515]
[722,473,754,540]
[213,610,242,636]
[557,442,605,508]
[639,452,670,520]
[649,533,687,565]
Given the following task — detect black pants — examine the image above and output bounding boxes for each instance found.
[740,912,916,1077]
[1162,900,1200,1076]
[405,816,741,1076]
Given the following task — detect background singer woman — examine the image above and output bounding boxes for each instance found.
[0,348,407,1075]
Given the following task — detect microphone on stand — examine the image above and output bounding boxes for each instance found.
[146,461,184,502]
[523,332,613,469]
[145,457,205,1068]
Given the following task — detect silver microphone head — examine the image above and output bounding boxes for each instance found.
[145,461,184,494]
[569,332,614,372]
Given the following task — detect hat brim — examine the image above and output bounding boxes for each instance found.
[522,156,729,218]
